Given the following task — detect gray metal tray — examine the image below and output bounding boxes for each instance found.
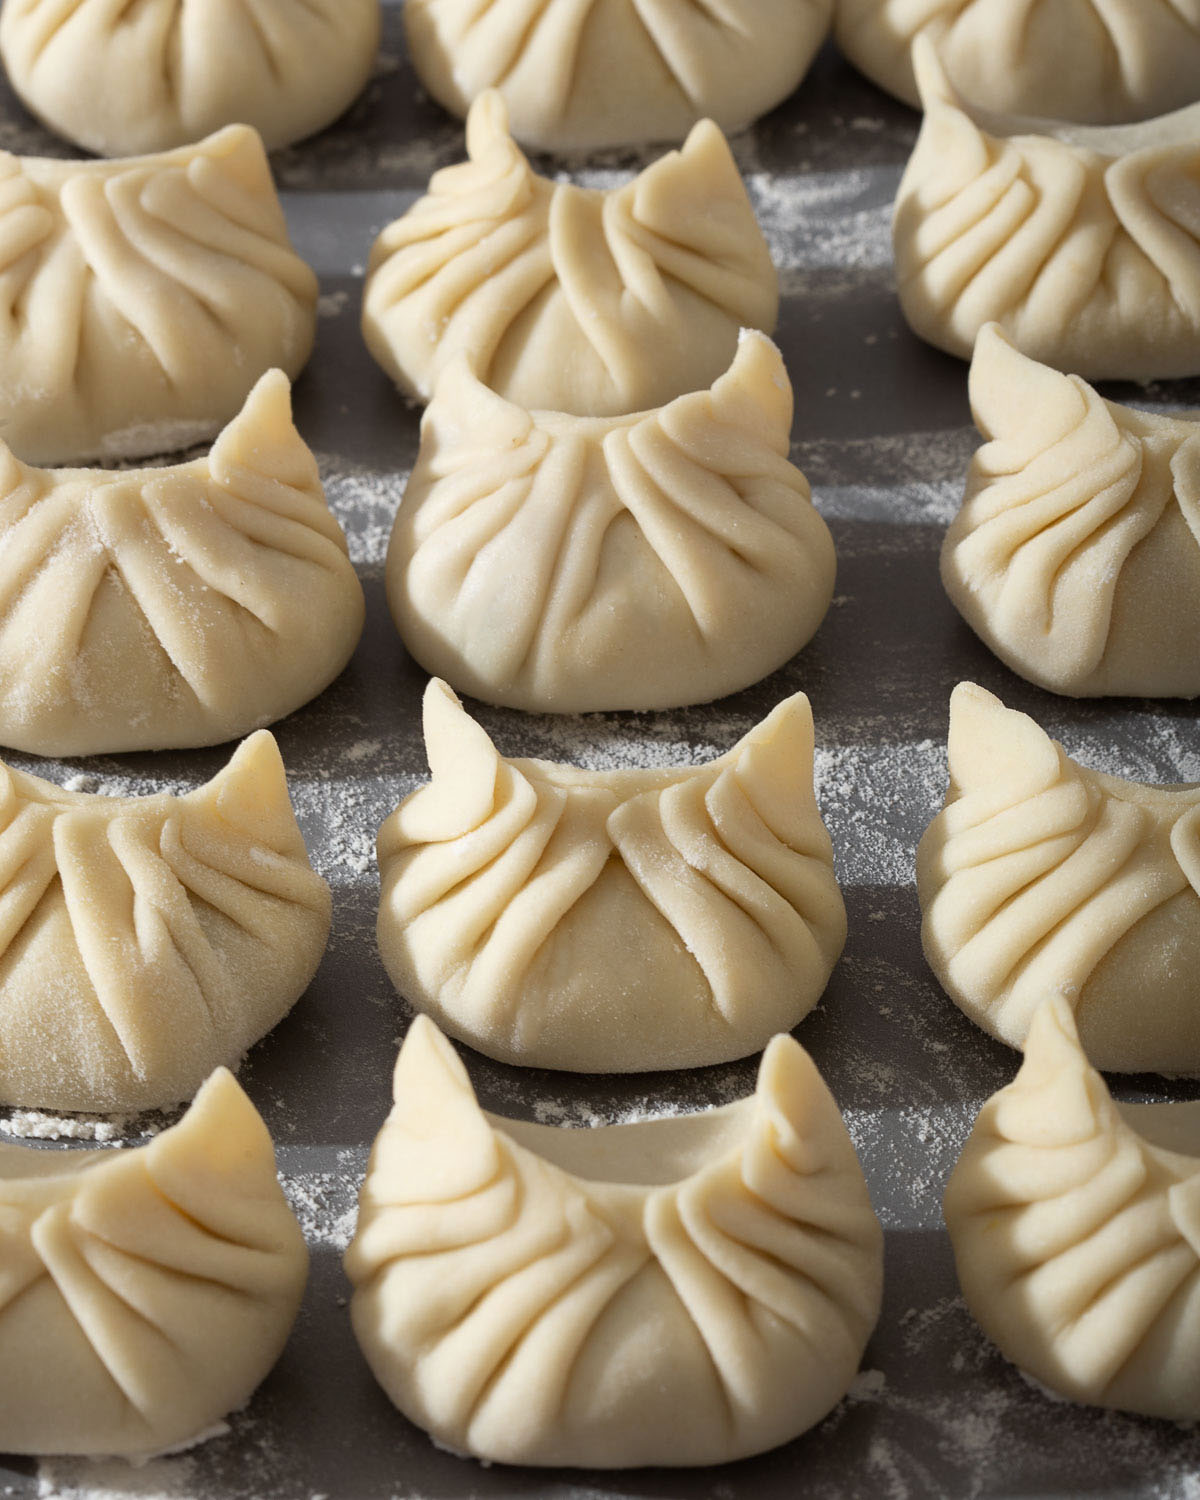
[2,7,1199,1497]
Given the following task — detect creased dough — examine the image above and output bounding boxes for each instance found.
[836,0,1200,124]
[0,0,381,156]
[376,680,846,1072]
[404,0,831,151]
[0,733,331,1111]
[892,39,1200,381]
[943,325,1200,698]
[0,1066,308,1456]
[945,995,1200,1421]
[0,370,364,757]
[387,332,835,713]
[362,91,778,417]
[0,126,317,466]
[918,682,1200,1074]
[345,1015,883,1467]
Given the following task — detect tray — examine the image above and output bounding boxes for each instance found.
[2,7,1199,1497]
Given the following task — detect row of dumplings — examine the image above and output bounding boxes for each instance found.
[5,936,1198,1459]
[7,0,1197,163]
[10,77,1200,762]
[4,670,1195,1110]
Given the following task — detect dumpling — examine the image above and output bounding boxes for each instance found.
[345,1015,883,1467]
[836,0,1200,124]
[362,92,778,418]
[942,324,1200,699]
[945,996,1200,1421]
[387,333,835,713]
[0,1066,308,1456]
[0,126,318,466]
[0,370,365,757]
[0,732,331,1112]
[376,680,846,1073]
[404,0,832,152]
[892,38,1200,382]
[0,0,381,156]
[917,682,1200,1074]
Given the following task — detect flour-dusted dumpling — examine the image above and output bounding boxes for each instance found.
[942,325,1200,698]
[0,0,380,157]
[0,733,331,1111]
[362,92,778,418]
[345,1016,883,1467]
[0,371,364,757]
[892,39,1200,381]
[836,0,1200,124]
[388,333,835,713]
[0,126,317,466]
[917,682,1200,1074]
[0,1067,308,1456]
[405,0,831,152]
[946,996,1200,1420]
[377,681,846,1072]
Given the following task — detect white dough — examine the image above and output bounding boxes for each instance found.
[388,333,835,713]
[345,1016,884,1467]
[0,0,381,155]
[376,680,846,1073]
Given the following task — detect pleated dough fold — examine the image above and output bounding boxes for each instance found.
[0,734,331,1110]
[0,0,380,155]
[837,0,1200,124]
[893,39,1200,380]
[942,325,1200,697]
[946,995,1200,1420]
[388,332,835,712]
[404,0,831,151]
[0,126,317,465]
[345,1015,883,1467]
[918,682,1200,1073]
[376,680,846,1072]
[0,370,364,756]
[0,1067,308,1455]
[362,91,778,417]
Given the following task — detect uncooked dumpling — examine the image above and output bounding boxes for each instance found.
[0,733,331,1111]
[376,680,846,1072]
[837,0,1200,124]
[893,39,1200,381]
[918,682,1200,1074]
[0,126,317,465]
[0,370,365,757]
[945,996,1200,1421]
[0,1067,308,1456]
[405,0,831,151]
[362,92,778,417]
[345,1015,883,1467]
[388,332,835,712]
[942,325,1200,698]
[0,0,381,155]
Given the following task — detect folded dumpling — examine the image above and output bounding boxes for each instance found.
[917,682,1200,1074]
[836,0,1200,124]
[388,333,835,713]
[0,1067,308,1456]
[345,1016,883,1467]
[942,325,1200,698]
[362,92,778,418]
[945,996,1200,1421]
[404,0,831,151]
[0,126,318,466]
[893,39,1200,381]
[0,0,381,156]
[0,371,365,757]
[377,680,846,1073]
[0,733,331,1111]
